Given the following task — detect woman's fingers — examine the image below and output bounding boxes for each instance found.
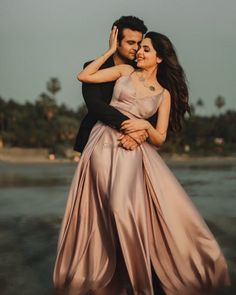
[120,124,133,132]
[121,119,132,126]
[120,122,131,130]
[109,26,118,51]
[121,126,134,133]
[112,26,118,43]
[114,26,118,38]
[121,119,145,133]
[124,128,134,134]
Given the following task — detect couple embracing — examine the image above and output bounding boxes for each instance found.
[53,16,230,295]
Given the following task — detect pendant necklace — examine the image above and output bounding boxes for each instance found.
[136,69,156,92]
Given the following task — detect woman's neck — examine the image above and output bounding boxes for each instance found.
[137,66,158,83]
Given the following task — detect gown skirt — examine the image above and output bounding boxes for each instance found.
[53,75,230,295]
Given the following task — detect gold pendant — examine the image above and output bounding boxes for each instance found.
[149,86,155,91]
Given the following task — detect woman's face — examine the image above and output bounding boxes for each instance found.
[136,37,162,69]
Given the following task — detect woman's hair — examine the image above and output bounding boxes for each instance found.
[145,31,190,133]
[112,16,148,44]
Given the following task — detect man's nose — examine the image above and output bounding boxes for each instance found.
[133,43,139,51]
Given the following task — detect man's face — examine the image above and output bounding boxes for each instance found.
[117,28,143,61]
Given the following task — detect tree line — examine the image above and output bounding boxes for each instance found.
[0,78,235,156]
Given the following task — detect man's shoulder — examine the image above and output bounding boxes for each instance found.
[84,56,137,69]
[84,55,114,69]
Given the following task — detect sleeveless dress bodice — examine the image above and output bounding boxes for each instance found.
[110,75,164,119]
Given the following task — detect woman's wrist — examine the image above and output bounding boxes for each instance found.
[94,49,114,68]
[102,49,115,59]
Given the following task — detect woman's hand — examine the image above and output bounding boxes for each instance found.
[109,26,118,54]
[120,119,151,134]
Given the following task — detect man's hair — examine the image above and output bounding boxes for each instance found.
[112,16,148,44]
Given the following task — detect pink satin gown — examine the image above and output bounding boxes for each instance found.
[53,75,230,295]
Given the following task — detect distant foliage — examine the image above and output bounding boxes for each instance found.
[161,109,236,155]
[0,96,86,151]
[0,92,235,156]
[215,95,226,111]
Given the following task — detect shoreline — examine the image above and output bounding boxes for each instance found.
[1,154,236,165]
[1,146,236,165]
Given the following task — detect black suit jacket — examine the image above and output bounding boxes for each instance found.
[74,56,157,152]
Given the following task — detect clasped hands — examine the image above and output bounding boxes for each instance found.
[117,118,152,150]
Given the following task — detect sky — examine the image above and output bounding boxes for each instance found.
[0,0,235,115]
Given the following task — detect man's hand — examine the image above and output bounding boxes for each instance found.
[126,130,148,144]
[117,130,148,150]
[117,134,138,150]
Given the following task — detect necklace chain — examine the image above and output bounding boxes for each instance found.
[136,69,156,92]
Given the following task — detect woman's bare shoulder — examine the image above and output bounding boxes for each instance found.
[116,64,134,76]
[160,88,171,109]
[163,88,171,100]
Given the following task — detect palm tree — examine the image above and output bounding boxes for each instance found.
[196,98,204,116]
[46,78,61,99]
[215,95,226,115]
[37,92,58,120]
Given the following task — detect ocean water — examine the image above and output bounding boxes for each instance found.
[0,160,235,294]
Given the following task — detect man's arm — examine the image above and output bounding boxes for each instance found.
[146,113,157,127]
[82,60,157,130]
[81,62,157,152]
[82,81,129,130]
[82,81,157,132]
[81,60,130,130]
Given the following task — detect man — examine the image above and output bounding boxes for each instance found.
[74,16,157,153]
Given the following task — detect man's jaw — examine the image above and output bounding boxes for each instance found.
[115,50,136,64]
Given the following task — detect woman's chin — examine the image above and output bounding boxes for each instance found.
[136,61,144,68]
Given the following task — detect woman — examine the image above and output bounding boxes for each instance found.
[53,28,230,295]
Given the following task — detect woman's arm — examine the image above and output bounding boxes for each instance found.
[120,90,171,147]
[77,56,133,83]
[146,90,171,146]
[77,27,133,83]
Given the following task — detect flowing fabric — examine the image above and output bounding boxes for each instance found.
[53,75,230,295]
